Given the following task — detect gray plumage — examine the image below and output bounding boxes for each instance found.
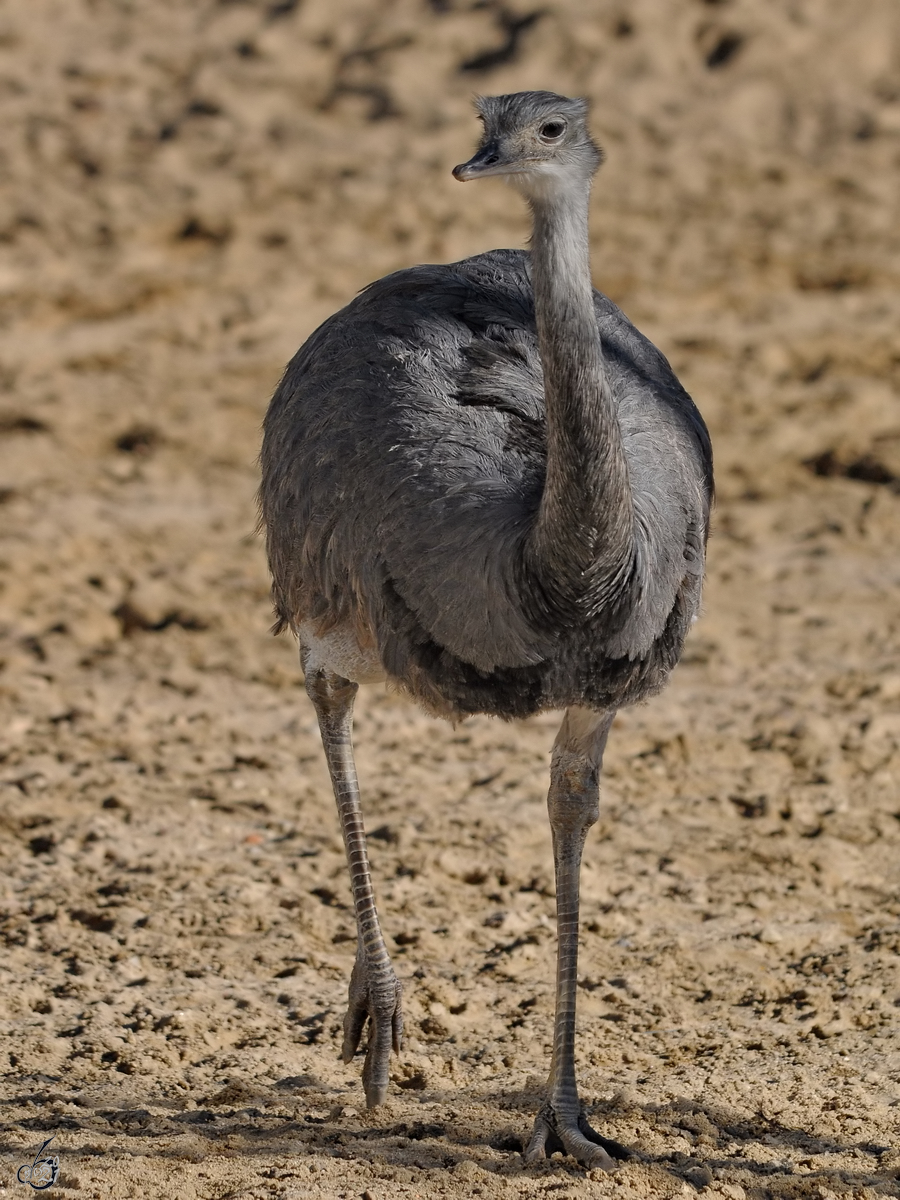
[262,255,710,712]
[260,91,712,1167]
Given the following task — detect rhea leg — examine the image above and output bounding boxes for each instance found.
[526,707,621,1169]
[303,660,402,1106]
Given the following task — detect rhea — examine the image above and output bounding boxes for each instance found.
[260,91,712,1167]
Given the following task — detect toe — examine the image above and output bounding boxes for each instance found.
[524,1118,551,1165]
[361,1021,393,1106]
[564,1128,617,1171]
[341,1000,368,1064]
[362,1060,389,1107]
[562,1115,620,1170]
[525,1105,565,1165]
[391,1003,404,1054]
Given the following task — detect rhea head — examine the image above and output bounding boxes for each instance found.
[453,90,603,204]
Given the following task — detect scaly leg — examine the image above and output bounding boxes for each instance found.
[303,661,402,1107]
[526,707,623,1170]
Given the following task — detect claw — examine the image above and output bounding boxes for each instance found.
[526,1104,627,1170]
[339,952,403,1107]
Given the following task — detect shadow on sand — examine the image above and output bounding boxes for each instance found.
[1,1078,898,1195]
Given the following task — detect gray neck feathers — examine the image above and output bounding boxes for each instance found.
[526,180,634,618]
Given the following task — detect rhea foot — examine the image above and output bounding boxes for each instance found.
[525,1103,628,1169]
[341,950,403,1107]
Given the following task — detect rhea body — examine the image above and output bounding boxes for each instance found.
[261,92,712,1167]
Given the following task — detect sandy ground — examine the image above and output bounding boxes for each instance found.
[1,1,899,1197]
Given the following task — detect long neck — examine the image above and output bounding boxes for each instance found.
[527,182,633,617]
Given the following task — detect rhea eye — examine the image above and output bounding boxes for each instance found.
[539,120,566,140]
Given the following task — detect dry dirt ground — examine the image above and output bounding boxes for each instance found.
[1,1,899,1197]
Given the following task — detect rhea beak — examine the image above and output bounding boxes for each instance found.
[452,141,504,181]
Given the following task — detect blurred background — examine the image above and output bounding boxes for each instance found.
[0,0,899,665]
[0,2,898,1197]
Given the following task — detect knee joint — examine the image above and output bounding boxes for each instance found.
[547,750,600,832]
